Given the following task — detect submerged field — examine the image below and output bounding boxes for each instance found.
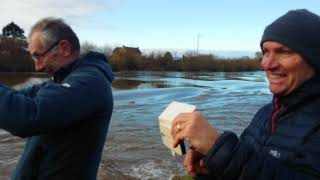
[0,71,271,179]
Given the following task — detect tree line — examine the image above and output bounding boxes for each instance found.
[0,22,263,72]
[109,51,262,72]
[0,22,34,72]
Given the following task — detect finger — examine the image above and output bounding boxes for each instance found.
[198,159,208,175]
[185,150,201,177]
[184,150,194,171]
[173,133,183,148]
[172,111,201,136]
[200,159,206,168]
[171,121,184,139]
[194,165,208,175]
[172,129,186,148]
[183,151,191,167]
[172,113,191,132]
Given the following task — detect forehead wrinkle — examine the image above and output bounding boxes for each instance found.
[29,32,45,54]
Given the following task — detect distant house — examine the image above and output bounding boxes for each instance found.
[111,46,142,61]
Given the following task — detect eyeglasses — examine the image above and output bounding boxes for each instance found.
[31,40,61,61]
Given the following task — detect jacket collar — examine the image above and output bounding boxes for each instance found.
[274,76,320,109]
[53,56,82,83]
[52,51,109,83]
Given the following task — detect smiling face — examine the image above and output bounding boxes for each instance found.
[261,41,315,96]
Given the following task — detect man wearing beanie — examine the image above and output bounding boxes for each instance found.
[171,9,320,180]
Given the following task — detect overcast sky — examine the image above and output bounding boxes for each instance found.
[1,0,320,54]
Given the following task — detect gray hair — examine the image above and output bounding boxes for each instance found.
[29,17,80,53]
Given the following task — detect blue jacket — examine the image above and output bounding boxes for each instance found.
[201,77,320,180]
[0,52,113,180]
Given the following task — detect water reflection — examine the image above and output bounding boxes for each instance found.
[112,79,173,90]
[112,79,144,89]
[112,71,266,90]
[0,71,266,90]
[0,72,48,87]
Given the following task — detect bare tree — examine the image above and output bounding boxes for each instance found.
[80,41,98,55]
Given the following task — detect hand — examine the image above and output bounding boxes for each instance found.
[171,111,220,155]
[184,149,208,177]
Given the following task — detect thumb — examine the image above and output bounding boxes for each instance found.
[200,159,206,168]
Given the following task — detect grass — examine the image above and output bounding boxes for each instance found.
[171,175,194,180]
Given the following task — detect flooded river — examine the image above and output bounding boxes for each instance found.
[0,71,272,180]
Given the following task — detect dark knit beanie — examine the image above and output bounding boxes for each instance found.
[260,9,320,73]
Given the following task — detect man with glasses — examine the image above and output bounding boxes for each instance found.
[0,17,114,180]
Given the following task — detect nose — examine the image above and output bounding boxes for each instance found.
[261,54,279,71]
[35,59,45,72]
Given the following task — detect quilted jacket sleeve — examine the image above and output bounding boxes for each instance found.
[18,80,50,97]
[200,130,320,180]
[0,68,112,138]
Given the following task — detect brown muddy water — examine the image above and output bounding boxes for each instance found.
[0,71,272,180]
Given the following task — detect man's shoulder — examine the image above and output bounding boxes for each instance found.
[252,103,273,122]
[74,52,113,82]
[82,51,108,61]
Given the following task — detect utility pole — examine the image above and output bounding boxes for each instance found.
[197,33,202,55]
[197,34,200,55]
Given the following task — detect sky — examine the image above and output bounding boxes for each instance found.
[1,0,320,56]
